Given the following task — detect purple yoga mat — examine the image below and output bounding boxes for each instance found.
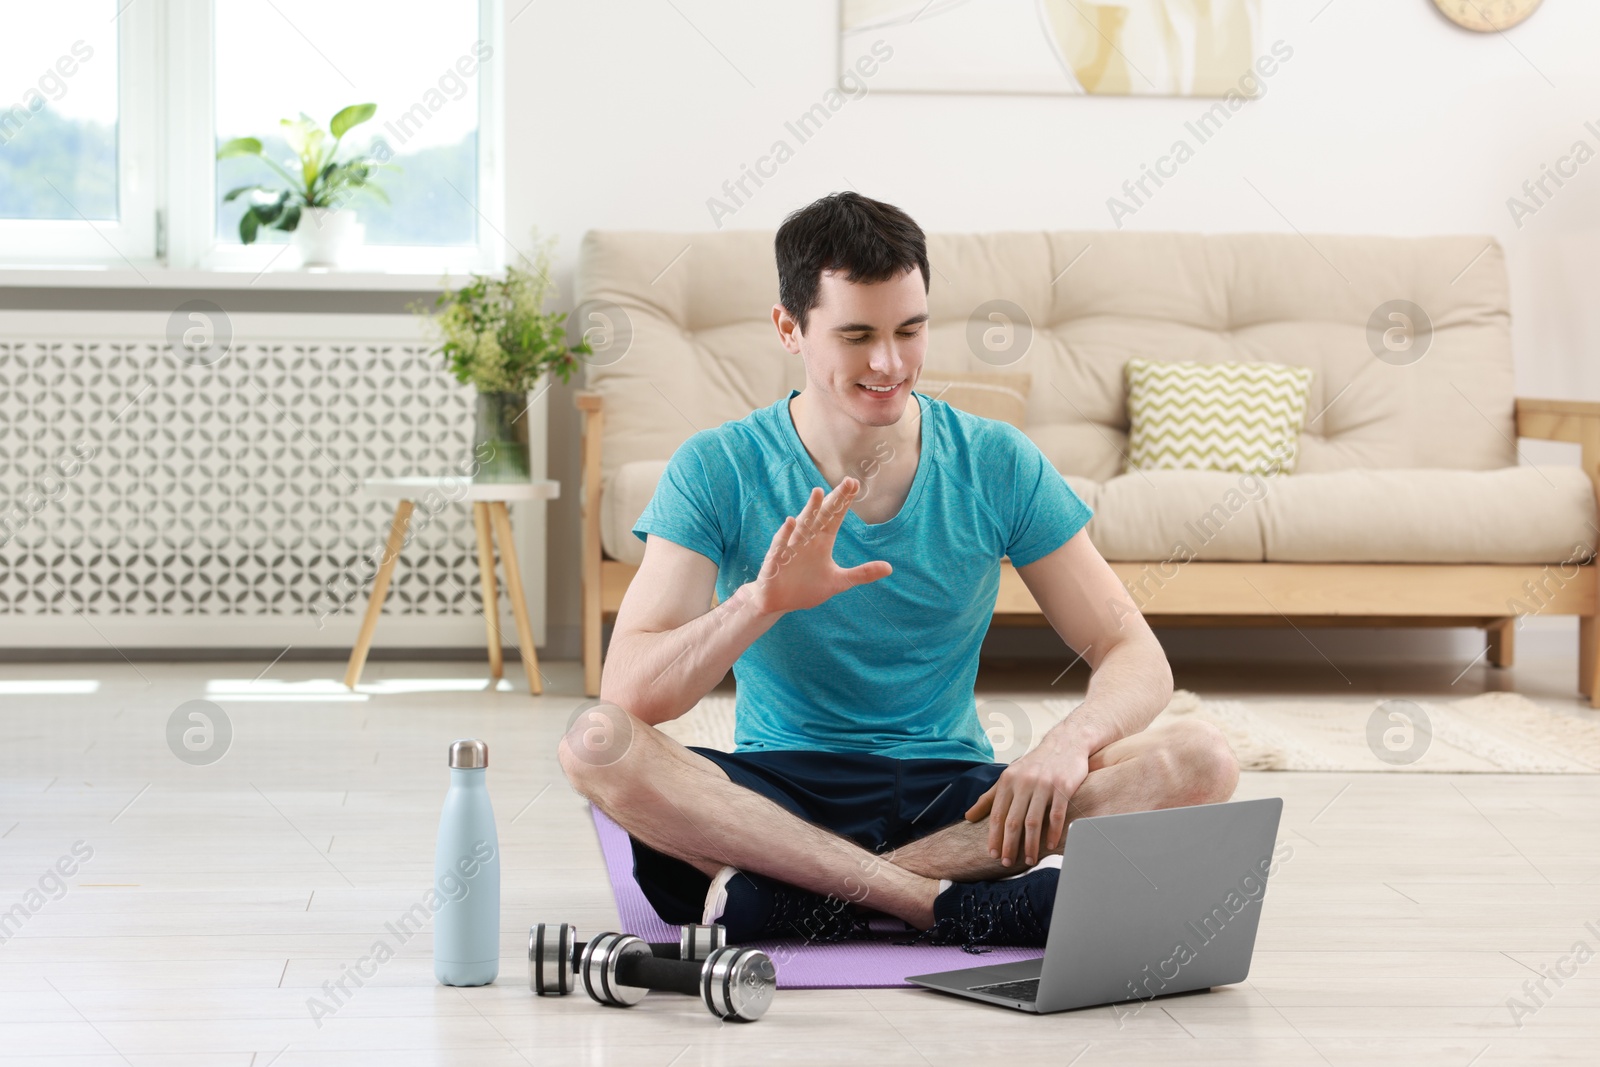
[590,806,1043,989]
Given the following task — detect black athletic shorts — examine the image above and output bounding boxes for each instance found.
[628,747,1008,924]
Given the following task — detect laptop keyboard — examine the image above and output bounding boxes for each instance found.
[967,977,1040,1001]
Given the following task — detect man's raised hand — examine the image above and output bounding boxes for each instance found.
[745,477,891,616]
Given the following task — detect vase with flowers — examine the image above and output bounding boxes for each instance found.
[417,237,591,482]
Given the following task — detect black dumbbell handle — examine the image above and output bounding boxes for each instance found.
[571,940,680,962]
[540,939,677,994]
[617,953,702,997]
[566,924,723,966]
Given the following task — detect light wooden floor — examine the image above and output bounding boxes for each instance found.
[2,650,1599,1065]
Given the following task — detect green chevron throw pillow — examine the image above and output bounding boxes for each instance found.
[1124,358,1312,475]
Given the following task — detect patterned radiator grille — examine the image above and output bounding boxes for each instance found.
[0,340,486,621]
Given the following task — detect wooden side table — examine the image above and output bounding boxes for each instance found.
[343,477,561,694]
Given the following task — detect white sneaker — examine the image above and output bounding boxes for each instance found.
[702,864,741,925]
[1003,853,1062,880]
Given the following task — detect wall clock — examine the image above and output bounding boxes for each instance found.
[1432,0,1543,32]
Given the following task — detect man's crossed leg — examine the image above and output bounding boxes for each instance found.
[559,708,1239,943]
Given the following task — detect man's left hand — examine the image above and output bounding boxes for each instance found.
[965,728,1092,868]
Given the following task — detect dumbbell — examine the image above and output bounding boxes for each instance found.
[529,922,726,996]
[580,931,776,1022]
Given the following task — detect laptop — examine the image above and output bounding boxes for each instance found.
[907,797,1284,1014]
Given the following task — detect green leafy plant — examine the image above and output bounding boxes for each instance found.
[218,103,393,244]
[414,234,592,395]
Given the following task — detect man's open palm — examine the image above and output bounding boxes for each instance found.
[750,477,892,615]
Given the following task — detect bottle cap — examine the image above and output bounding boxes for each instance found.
[449,739,488,769]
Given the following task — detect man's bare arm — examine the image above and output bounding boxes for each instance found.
[600,537,780,726]
[1021,528,1174,754]
[967,529,1174,866]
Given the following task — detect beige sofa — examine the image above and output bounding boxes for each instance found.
[572,230,1600,704]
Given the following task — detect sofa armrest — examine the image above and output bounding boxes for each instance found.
[1517,397,1600,499]
[1516,397,1600,441]
[577,391,604,504]
[577,390,606,694]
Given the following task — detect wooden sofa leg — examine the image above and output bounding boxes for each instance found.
[1486,618,1515,669]
[1581,615,1598,706]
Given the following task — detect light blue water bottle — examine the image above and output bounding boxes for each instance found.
[434,738,500,986]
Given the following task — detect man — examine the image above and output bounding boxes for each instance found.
[559,192,1238,946]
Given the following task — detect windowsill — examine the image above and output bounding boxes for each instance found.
[0,265,477,292]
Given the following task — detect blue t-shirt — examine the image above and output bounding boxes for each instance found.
[632,388,1093,762]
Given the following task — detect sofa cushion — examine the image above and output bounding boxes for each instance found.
[915,371,1031,428]
[1088,469,1270,561]
[604,461,1598,568]
[1256,466,1599,565]
[602,461,669,567]
[1091,465,1597,564]
[1124,358,1312,475]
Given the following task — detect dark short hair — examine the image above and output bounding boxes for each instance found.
[775,192,930,333]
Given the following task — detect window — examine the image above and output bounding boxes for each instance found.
[0,0,500,273]
[213,0,484,252]
[0,1,155,264]
[0,4,119,221]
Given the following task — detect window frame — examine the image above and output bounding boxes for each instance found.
[0,0,504,275]
[0,4,160,265]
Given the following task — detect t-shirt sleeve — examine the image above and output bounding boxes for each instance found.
[631,433,727,567]
[996,423,1094,568]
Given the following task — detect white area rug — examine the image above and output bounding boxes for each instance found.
[658,690,1600,773]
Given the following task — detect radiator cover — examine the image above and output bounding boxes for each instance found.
[0,311,551,650]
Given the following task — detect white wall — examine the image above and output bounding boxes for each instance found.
[505,0,1600,669]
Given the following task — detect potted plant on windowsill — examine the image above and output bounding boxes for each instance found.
[416,235,592,482]
[218,103,392,268]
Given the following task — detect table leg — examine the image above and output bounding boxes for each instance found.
[472,502,505,681]
[488,500,542,695]
[1486,617,1515,669]
[344,499,415,689]
[1581,614,1597,704]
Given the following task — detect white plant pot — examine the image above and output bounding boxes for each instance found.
[294,207,357,268]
